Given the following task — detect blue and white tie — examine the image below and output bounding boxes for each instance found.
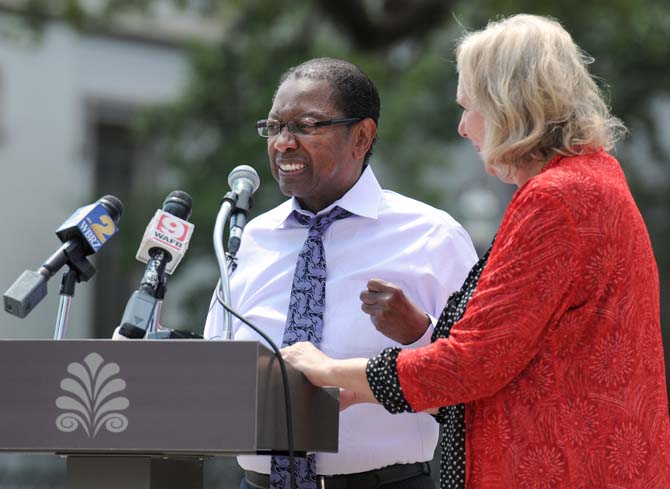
[270,206,352,489]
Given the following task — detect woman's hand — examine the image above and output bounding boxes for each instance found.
[282,342,378,406]
[281,341,336,387]
[339,388,369,411]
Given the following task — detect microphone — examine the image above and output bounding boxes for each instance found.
[227,165,260,256]
[135,190,194,276]
[3,195,124,318]
[117,191,194,339]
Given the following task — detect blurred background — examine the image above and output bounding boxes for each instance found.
[0,0,668,487]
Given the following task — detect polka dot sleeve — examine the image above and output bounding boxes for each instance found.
[365,347,415,414]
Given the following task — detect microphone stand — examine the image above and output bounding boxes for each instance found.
[52,246,96,340]
[213,191,238,340]
[53,270,76,340]
[145,275,168,335]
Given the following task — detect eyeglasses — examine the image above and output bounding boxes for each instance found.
[256,117,362,138]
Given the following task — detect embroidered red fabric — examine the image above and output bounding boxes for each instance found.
[397,151,670,488]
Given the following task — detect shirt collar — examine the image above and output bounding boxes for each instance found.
[274,165,382,229]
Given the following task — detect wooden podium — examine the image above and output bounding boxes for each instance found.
[0,340,339,489]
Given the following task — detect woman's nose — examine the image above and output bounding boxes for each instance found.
[458,113,467,139]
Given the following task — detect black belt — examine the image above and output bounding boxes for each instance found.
[244,462,430,489]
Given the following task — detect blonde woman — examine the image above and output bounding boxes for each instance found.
[282,14,670,489]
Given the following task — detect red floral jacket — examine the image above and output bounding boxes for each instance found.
[397,151,670,488]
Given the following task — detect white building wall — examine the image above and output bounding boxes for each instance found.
[0,19,188,339]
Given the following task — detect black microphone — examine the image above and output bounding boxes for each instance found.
[117,191,194,339]
[3,195,123,318]
[227,165,260,256]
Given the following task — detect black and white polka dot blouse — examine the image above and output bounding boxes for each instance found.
[366,241,494,489]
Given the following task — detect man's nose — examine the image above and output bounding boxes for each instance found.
[272,125,299,151]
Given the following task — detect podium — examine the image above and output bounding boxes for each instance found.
[0,340,339,489]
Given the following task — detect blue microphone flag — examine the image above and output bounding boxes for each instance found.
[56,202,119,254]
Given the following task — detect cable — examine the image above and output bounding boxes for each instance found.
[215,287,298,489]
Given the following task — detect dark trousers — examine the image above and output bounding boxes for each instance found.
[240,463,434,489]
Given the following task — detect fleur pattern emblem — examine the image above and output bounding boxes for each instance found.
[55,352,129,438]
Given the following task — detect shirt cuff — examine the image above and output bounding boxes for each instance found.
[365,347,414,414]
[404,313,435,348]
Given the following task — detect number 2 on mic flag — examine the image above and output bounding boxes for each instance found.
[57,203,119,253]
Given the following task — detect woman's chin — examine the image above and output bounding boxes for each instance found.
[486,163,515,184]
[483,163,498,177]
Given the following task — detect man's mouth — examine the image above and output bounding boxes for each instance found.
[278,162,307,173]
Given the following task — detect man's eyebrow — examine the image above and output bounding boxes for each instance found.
[268,110,329,120]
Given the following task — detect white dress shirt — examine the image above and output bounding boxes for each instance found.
[204,166,477,475]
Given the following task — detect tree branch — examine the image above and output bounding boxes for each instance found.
[315,0,456,50]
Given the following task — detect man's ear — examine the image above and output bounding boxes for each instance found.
[352,119,377,161]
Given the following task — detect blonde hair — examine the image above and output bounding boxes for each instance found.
[455,14,627,167]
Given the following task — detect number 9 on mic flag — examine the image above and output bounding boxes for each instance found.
[135,209,195,274]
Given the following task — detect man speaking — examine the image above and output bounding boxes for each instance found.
[204,58,477,489]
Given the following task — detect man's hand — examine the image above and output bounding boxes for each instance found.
[360,279,430,344]
[111,326,131,340]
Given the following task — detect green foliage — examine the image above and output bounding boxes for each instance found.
[141,1,472,252]
[131,0,670,321]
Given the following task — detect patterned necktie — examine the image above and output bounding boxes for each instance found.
[270,206,352,489]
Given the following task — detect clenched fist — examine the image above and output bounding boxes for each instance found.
[360,279,430,344]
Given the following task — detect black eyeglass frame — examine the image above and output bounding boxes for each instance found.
[256,117,363,138]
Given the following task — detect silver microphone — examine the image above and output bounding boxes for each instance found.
[227,165,260,255]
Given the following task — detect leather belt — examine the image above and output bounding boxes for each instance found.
[244,462,430,489]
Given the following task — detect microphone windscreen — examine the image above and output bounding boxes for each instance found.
[99,195,124,223]
[163,190,193,221]
[228,165,260,193]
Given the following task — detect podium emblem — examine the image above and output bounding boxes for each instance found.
[55,352,129,438]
